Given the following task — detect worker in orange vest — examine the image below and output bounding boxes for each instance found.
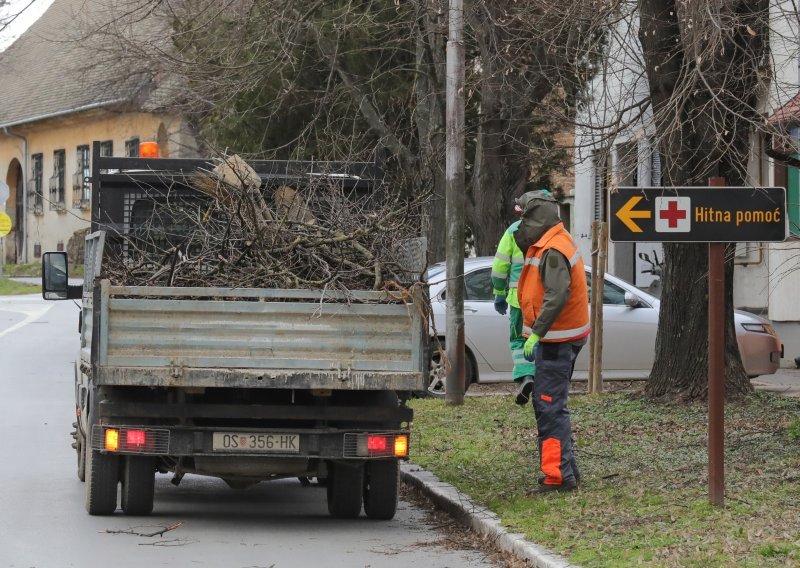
[515,190,590,493]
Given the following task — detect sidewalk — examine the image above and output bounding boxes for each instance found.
[750,366,800,397]
[401,464,577,568]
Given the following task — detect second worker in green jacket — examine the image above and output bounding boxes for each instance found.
[492,218,537,405]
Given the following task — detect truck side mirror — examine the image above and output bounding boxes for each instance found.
[42,252,81,300]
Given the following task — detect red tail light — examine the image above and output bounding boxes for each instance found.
[126,429,147,448]
[367,435,387,451]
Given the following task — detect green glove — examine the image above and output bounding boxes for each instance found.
[523,333,540,361]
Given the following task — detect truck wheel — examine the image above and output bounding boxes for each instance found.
[326,462,363,518]
[76,432,86,482]
[363,459,399,520]
[121,456,156,516]
[85,445,119,515]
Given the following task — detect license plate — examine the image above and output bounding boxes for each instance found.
[212,432,300,453]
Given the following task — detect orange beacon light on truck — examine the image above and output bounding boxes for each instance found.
[139,141,159,158]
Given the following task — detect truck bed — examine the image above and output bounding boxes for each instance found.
[90,281,425,391]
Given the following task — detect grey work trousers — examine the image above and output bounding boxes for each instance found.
[533,340,583,485]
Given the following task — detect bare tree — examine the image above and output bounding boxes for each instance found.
[79,0,600,260]
[578,0,800,400]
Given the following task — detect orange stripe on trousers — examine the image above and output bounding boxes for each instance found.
[541,438,562,485]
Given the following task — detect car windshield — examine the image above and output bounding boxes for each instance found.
[427,264,446,282]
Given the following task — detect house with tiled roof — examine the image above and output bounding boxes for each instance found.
[0,0,196,264]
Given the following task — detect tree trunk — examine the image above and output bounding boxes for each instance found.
[415,0,447,263]
[638,0,767,400]
[469,1,534,256]
[471,27,505,256]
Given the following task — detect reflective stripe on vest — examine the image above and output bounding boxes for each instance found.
[542,322,591,341]
[518,223,590,343]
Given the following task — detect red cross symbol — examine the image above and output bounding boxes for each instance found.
[659,200,687,228]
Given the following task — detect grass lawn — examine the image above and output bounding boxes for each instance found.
[1,261,84,278]
[0,276,41,295]
[410,391,800,567]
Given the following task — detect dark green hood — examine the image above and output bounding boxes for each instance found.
[513,190,561,253]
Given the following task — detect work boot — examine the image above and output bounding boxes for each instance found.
[528,479,578,494]
[538,472,580,486]
[514,376,534,406]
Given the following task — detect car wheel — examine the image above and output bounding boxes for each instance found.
[426,341,473,398]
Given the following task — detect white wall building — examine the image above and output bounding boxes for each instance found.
[574,2,800,364]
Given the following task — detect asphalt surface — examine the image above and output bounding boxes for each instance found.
[0,295,499,568]
[750,367,800,397]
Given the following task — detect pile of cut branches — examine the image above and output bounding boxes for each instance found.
[102,155,428,292]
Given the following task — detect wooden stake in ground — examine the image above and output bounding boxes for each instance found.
[588,221,598,390]
[591,222,608,393]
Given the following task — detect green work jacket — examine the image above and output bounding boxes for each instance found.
[492,221,525,308]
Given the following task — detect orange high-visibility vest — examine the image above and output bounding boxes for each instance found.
[518,223,590,343]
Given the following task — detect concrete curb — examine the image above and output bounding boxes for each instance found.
[400,463,578,568]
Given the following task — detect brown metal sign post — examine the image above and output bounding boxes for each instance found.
[707,176,725,506]
[609,183,788,507]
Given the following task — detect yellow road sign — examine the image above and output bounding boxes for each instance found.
[0,211,11,237]
[615,196,652,233]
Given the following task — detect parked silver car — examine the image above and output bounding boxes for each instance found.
[427,257,783,395]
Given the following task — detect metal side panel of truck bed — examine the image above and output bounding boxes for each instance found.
[92,280,426,390]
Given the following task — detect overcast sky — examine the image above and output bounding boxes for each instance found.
[0,0,54,51]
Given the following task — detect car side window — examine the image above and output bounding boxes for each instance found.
[584,272,630,305]
[465,268,494,301]
[602,280,628,305]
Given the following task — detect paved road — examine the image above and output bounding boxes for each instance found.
[0,295,497,568]
[751,367,800,397]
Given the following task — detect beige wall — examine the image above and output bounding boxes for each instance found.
[0,110,195,263]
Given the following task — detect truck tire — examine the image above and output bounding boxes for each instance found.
[85,444,119,515]
[76,432,86,482]
[121,456,156,516]
[363,459,399,520]
[326,462,363,518]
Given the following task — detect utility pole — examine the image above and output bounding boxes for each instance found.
[444,0,465,405]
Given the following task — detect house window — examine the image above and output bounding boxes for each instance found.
[30,153,44,214]
[650,146,662,186]
[125,137,140,157]
[616,141,638,187]
[99,140,113,157]
[157,122,170,157]
[50,149,66,210]
[785,128,800,236]
[592,150,610,221]
[73,145,90,209]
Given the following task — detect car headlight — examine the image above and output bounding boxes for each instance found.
[741,322,777,336]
